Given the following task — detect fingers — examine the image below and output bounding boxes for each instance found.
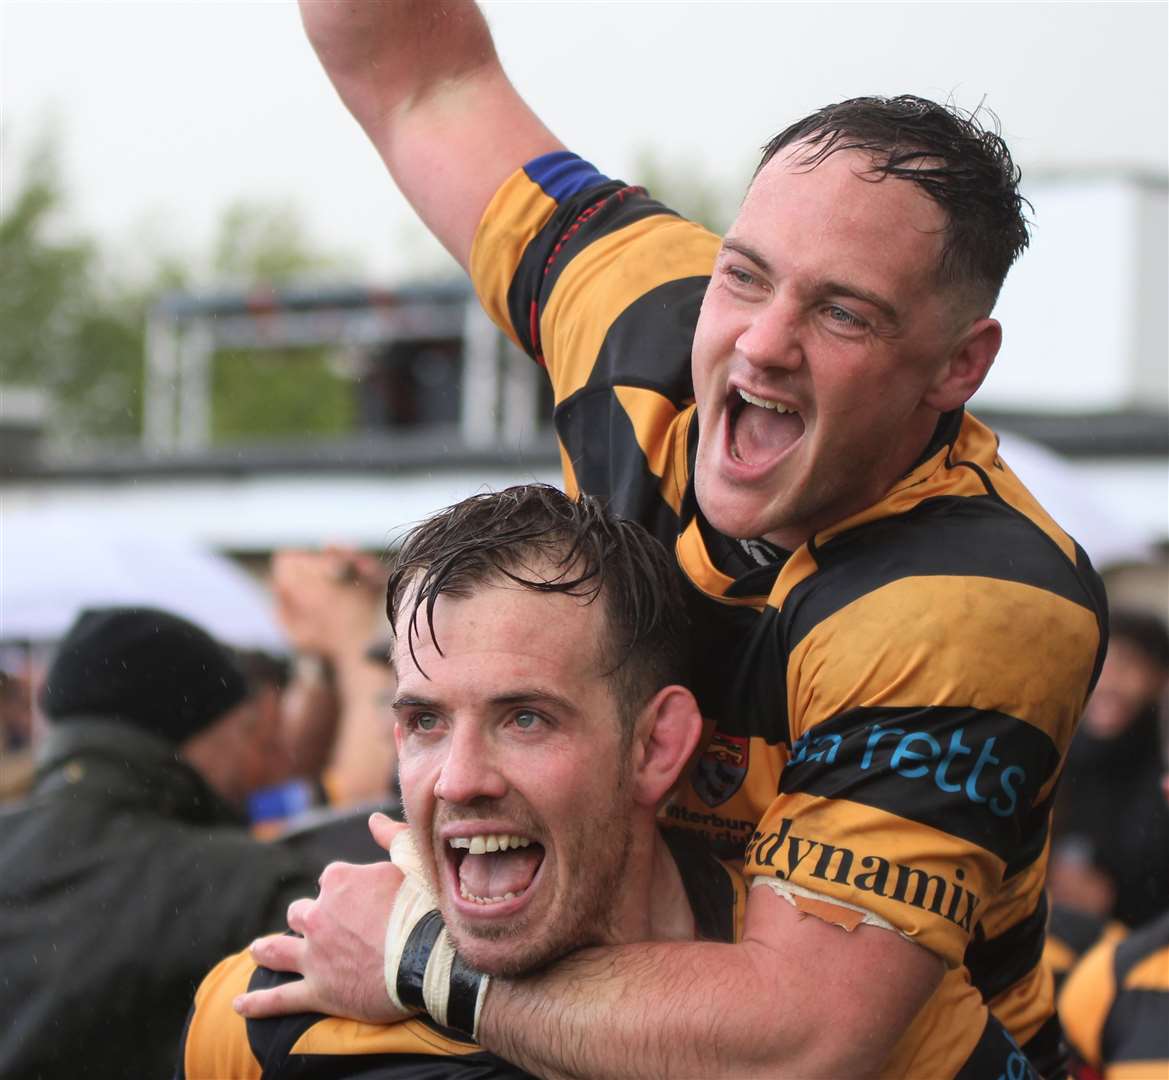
[251,931,307,974]
[233,978,316,1019]
[369,811,407,850]
[287,897,315,935]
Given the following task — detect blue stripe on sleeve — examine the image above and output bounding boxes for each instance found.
[524,151,611,203]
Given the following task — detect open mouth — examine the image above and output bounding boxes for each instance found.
[448,833,545,907]
[728,387,804,468]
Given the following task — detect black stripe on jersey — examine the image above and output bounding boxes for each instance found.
[1076,539,1111,694]
[952,1010,1039,1080]
[965,893,1048,1003]
[555,385,682,541]
[273,1051,537,1079]
[579,275,707,407]
[1003,786,1056,880]
[789,494,1099,653]
[1103,989,1169,1064]
[1048,904,1113,960]
[1115,915,1169,983]
[1020,1012,1068,1080]
[661,827,738,943]
[245,964,334,1071]
[505,182,679,360]
[537,188,682,328]
[779,706,1062,862]
[683,597,789,745]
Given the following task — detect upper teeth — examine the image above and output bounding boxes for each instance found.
[449,834,532,854]
[739,389,795,413]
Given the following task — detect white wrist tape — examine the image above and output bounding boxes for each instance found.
[384,831,490,1039]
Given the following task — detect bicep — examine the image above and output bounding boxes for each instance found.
[744,882,942,1076]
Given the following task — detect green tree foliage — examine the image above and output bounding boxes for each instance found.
[205,199,354,441]
[0,140,145,441]
[1,140,355,447]
[631,147,748,236]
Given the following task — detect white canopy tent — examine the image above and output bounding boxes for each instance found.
[0,509,287,651]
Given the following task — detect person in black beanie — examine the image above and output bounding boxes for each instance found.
[0,607,322,1080]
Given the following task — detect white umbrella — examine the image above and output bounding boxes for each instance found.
[0,508,287,651]
[996,431,1157,571]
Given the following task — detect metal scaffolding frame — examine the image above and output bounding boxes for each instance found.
[142,282,540,453]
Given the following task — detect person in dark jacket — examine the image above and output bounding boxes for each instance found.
[0,606,323,1080]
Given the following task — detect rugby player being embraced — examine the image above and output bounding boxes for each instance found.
[180,486,747,1078]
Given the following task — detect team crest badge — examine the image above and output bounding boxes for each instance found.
[692,732,750,807]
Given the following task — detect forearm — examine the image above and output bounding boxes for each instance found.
[324,657,396,805]
[479,938,873,1080]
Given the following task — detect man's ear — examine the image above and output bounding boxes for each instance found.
[923,317,1001,412]
[629,685,705,808]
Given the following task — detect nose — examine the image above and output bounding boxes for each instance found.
[433,725,508,805]
[736,291,803,373]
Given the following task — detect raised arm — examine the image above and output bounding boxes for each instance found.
[299,0,563,269]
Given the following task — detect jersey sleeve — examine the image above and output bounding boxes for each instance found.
[1058,933,1119,1070]
[468,151,720,533]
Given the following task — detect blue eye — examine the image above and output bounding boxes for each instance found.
[826,305,865,328]
[513,711,541,731]
[411,713,439,732]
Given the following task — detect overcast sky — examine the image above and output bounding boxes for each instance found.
[3,1,1166,282]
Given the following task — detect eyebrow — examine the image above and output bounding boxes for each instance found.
[720,237,773,274]
[722,237,900,326]
[392,688,581,716]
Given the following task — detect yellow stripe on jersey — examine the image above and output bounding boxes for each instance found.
[976,841,1049,941]
[1105,1061,1169,1080]
[675,517,772,606]
[746,791,1003,967]
[538,213,718,402]
[1059,933,1118,1067]
[881,965,988,1080]
[289,1016,480,1057]
[469,169,558,349]
[612,386,693,515]
[786,574,1097,750]
[183,951,262,1080]
[1123,946,1169,992]
[987,954,1056,1047]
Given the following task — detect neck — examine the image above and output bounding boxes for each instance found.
[606,824,696,945]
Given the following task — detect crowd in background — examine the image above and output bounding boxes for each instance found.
[1,550,1166,1079]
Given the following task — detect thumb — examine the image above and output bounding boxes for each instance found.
[370,811,408,852]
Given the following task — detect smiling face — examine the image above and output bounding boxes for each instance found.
[691,144,977,549]
[392,578,641,977]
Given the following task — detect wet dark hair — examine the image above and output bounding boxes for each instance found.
[757,95,1031,312]
[386,484,691,727]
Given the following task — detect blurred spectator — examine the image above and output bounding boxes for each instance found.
[0,607,322,1080]
[1052,610,1169,928]
[1057,692,1169,1079]
[270,546,397,808]
[0,654,36,801]
[1043,903,1127,998]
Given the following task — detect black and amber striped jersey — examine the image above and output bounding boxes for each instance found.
[177,829,747,1080]
[469,150,1108,1078]
[1045,903,1129,998]
[1059,911,1169,1080]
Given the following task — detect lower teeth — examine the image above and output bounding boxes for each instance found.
[460,886,517,904]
